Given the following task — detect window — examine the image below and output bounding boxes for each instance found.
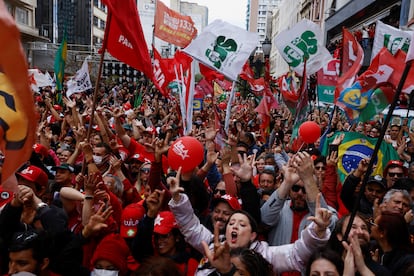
[15,7,29,25]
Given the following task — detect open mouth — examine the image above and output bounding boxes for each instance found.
[231,231,238,243]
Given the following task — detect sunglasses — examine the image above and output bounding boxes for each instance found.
[314,166,326,171]
[291,185,306,193]
[214,189,226,196]
[140,168,150,173]
[388,172,404,177]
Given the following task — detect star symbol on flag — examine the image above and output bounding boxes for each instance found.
[154,214,164,226]
[28,73,36,86]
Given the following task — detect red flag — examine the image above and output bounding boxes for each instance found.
[389,50,414,93]
[239,62,255,83]
[154,0,197,48]
[0,2,37,184]
[196,78,213,96]
[249,77,266,93]
[103,0,152,78]
[152,46,170,97]
[334,28,364,103]
[199,63,224,83]
[254,87,277,139]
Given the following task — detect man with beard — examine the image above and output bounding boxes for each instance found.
[327,213,391,275]
[260,152,337,248]
[8,230,52,276]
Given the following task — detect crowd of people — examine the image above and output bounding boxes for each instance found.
[0,75,414,276]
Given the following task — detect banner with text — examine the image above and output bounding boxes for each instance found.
[154,0,197,48]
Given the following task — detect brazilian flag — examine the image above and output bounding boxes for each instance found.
[321,131,399,183]
[54,28,67,91]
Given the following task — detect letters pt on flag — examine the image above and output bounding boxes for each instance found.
[183,19,258,80]
[0,1,37,183]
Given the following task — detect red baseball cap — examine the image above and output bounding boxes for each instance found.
[33,144,48,158]
[213,194,242,211]
[120,203,146,238]
[17,165,48,187]
[154,211,178,235]
[383,160,408,178]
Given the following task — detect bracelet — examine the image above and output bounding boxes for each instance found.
[84,195,94,200]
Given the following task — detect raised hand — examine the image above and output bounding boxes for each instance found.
[231,153,253,182]
[82,201,113,238]
[307,193,332,238]
[201,222,232,274]
[292,151,314,180]
[168,167,183,202]
[145,189,165,218]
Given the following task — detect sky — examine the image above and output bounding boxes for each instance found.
[162,0,248,29]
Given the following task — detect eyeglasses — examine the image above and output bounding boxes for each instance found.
[314,166,326,171]
[140,168,150,173]
[388,172,404,177]
[154,232,172,240]
[368,218,378,228]
[291,185,306,193]
[214,189,226,196]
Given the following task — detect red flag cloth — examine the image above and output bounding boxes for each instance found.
[196,78,213,96]
[255,87,278,140]
[239,61,256,83]
[152,46,170,97]
[0,2,37,183]
[334,28,363,103]
[199,63,224,83]
[154,0,197,48]
[249,77,266,93]
[103,0,152,78]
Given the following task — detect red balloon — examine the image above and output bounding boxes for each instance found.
[218,102,227,110]
[299,121,320,144]
[168,136,204,173]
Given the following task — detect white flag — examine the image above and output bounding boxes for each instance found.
[45,71,56,87]
[406,31,414,63]
[66,58,92,98]
[28,69,54,93]
[274,19,332,76]
[183,19,259,80]
[371,20,412,61]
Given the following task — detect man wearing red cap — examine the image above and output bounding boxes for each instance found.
[202,194,241,233]
[383,160,407,189]
[16,165,49,199]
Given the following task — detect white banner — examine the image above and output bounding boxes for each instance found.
[274,19,332,76]
[371,20,412,61]
[28,69,54,93]
[183,19,258,80]
[66,58,92,98]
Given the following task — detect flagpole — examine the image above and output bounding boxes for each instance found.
[85,11,112,143]
[342,59,413,242]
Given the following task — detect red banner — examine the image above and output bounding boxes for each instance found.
[154,0,197,48]
[103,0,152,78]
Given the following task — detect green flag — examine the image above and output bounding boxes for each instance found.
[321,131,399,183]
[54,28,67,91]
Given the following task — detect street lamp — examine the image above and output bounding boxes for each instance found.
[250,37,272,78]
[262,37,272,58]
